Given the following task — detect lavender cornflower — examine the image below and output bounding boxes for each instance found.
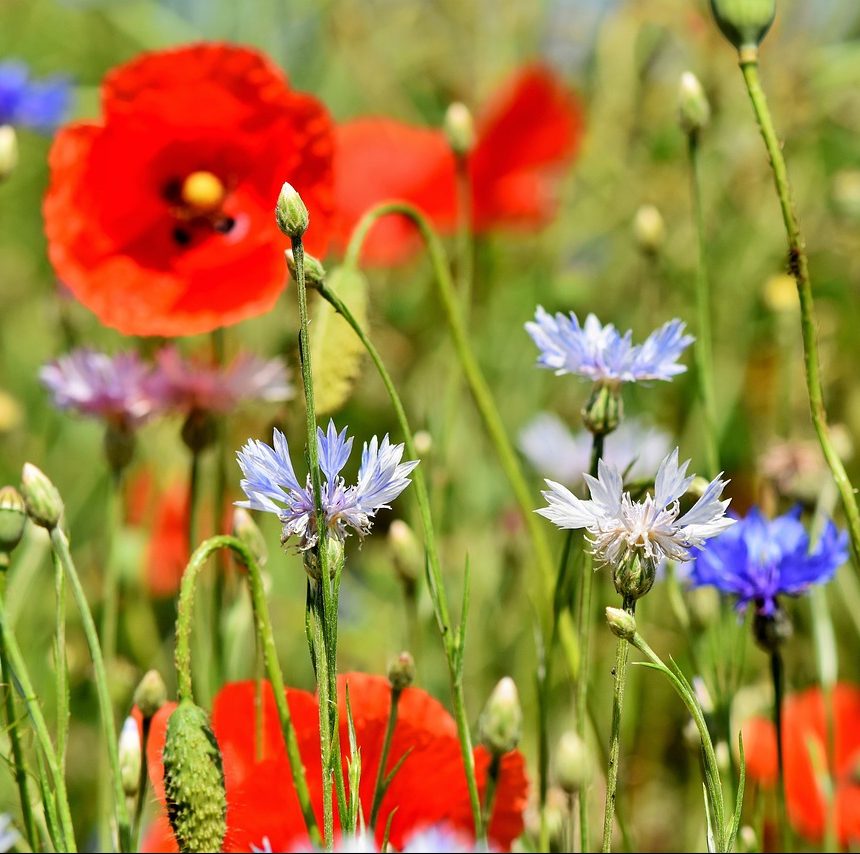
[687,507,848,617]
[538,448,733,599]
[0,62,70,132]
[40,348,159,428]
[237,421,418,551]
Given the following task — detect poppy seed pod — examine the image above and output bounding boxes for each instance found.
[710,0,776,52]
[276,182,309,239]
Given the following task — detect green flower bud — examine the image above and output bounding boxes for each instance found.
[104,421,137,477]
[388,519,423,587]
[181,409,217,454]
[133,669,168,720]
[232,508,268,569]
[753,605,793,652]
[612,553,656,601]
[119,716,142,798]
[0,126,18,182]
[605,606,637,641]
[387,651,416,692]
[582,382,622,437]
[275,182,309,239]
[444,102,475,156]
[20,463,63,530]
[738,826,758,853]
[632,204,666,256]
[162,701,227,854]
[285,248,326,289]
[479,677,522,757]
[709,0,776,52]
[678,71,711,137]
[555,731,593,794]
[0,486,27,555]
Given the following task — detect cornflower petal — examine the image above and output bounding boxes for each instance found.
[317,420,353,483]
[536,480,603,530]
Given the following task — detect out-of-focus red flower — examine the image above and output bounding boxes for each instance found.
[333,64,583,265]
[742,683,860,845]
[141,673,528,852]
[44,43,334,337]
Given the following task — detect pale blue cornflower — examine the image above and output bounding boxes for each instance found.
[237,421,418,550]
[0,62,70,132]
[538,448,733,567]
[526,306,693,384]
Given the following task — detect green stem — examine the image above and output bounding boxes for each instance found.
[52,552,68,777]
[314,277,483,836]
[187,451,201,554]
[49,527,132,853]
[602,597,635,853]
[738,55,860,568]
[686,133,719,478]
[310,590,335,848]
[174,535,322,845]
[132,715,151,851]
[211,328,228,691]
[369,686,401,829]
[770,648,788,853]
[454,154,474,313]
[481,754,501,839]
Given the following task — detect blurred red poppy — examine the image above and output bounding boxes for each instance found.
[333,64,583,265]
[44,43,334,337]
[141,673,528,852]
[742,683,860,845]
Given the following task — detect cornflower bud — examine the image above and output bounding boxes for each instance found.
[119,716,142,798]
[710,0,776,52]
[479,677,522,757]
[0,486,27,557]
[444,102,475,156]
[612,553,656,602]
[632,204,666,256]
[285,248,326,288]
[0,126,18,182]
[605,606,637,641]
[556,731,593,794]
[232,508,269,569]
[20,463,63,530]
[275,182,309,239]
[133,669,168,720]
[582,382,622,437]
[678,71,711,137]
[387,651,416,692]
[388,520,423,587]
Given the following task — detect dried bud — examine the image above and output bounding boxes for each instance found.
[612,552,656,601]
[556,731,593,793]
[162,701,227,853]
[710,0,776,52]
[104,422,136,477]
[582,382,622,437]
[479,677,522,757]
[133,669,168,720]
[0,125,18,182]
[232,508,268,569]
[444,102,475,156]
[0,486,27,555]
[119,716,142,798]
[388,520,423,586]
[387,651,416,692]
[605,606,637,641]
[285,248,326,289]
[632,205,666,256]
[275,182,309,239]
[753,605,793,652]
[678,72,711,137]
[20,463,63,530]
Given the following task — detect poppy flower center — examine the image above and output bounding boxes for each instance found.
[180,171,226,215]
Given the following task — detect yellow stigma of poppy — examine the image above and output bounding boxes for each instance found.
[180,171,226,214]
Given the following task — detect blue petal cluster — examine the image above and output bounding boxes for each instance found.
[0,62,70,132]
[525,307,693,383]
[688,507,848,614]
[237,422,418,550]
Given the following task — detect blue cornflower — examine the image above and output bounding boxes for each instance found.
[237,421,418,550]
[688,507,848,615]
[525,306,694,384]
[0,62,70,132]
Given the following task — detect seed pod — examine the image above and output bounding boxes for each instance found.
[710,0,776,51]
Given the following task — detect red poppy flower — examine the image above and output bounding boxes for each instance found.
[141,673,528,852]
[333,64,583,265]
[44,43,334,337]
[742,683,860,845]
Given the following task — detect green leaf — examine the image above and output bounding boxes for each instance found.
[310,267,369,415]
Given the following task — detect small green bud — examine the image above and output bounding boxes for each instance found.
[605,606,637,641]
[582,382,622,437]
[555,731,593,794]
[104,421,136,477]
[162,701,227,854]
[612,552,656,601]
[20,463,63,530]
[710,0,776,52]
[275,182,309,239]
[444,102,475,156]
[753,605,793,652]
[285,248,326,289]
[479,677,522,757]
[678,71,711,137]
[232,508,268,569]
[632,204,666,256]
[0,486,27,555]
[388,519,423,587]
[181,409,217,454]
[119,716,142,798]
[0,125,18,182]
[133,669,168,720]
[387,651,416,692]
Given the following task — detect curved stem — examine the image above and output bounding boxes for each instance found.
[739,56,860,568]
[174,534,322,845]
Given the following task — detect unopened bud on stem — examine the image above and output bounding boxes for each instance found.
[134,669,168,720]
[285,249,326,288]
[709,0,776,52]
[678,72,711,137]
[387,651,416,692]
[444,102,475,156]
[232,508,268,569]
[479,677,522,757]
[119,716,142,798]
[556,731,593,793]
[20,463,63,530]
[0,486,27,556]
[605,606,637,641]
[275,182,309,239]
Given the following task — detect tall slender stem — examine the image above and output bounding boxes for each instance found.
[370,686,401,828]
[187,451,201,554]
[738,55,860,567]
[770,648,788,853]
[481,755,501,838]
[132,715,152,850]
[686,133,719,478]
[211,328,228,691]
[53,551,68,775]
[311,591,335,848]
[602,597,635,853]
[454,154,474,313]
